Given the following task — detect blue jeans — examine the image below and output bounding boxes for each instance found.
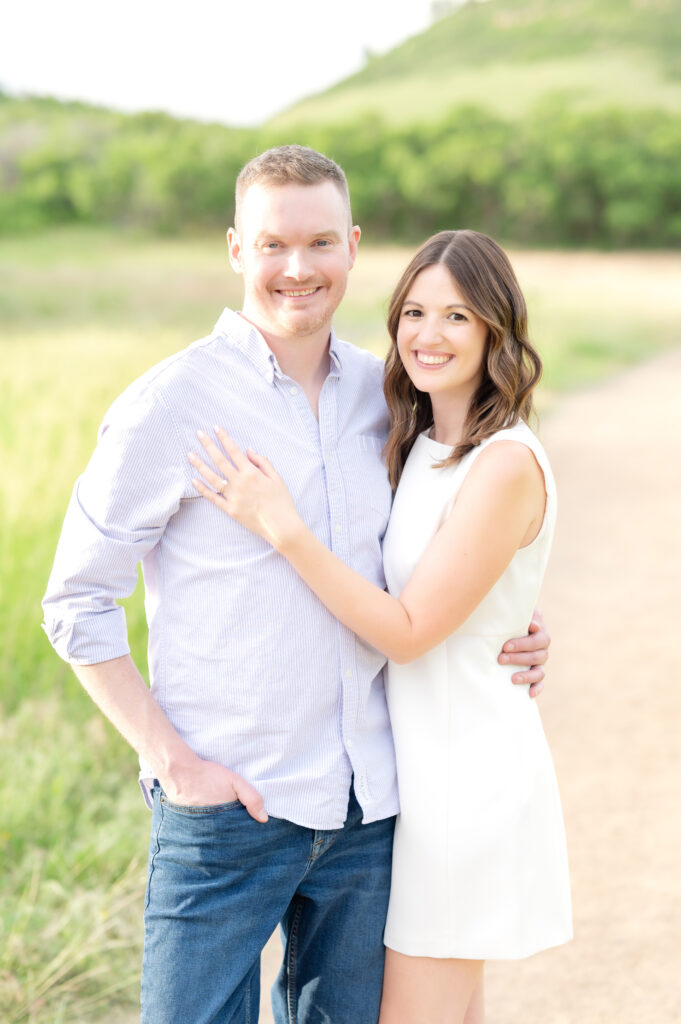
[141,784,395,1024]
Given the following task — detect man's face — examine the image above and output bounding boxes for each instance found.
[228,181,360,341]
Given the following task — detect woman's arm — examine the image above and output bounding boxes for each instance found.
[189,429,545,664]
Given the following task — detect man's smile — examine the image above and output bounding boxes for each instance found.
[277,286,322,298]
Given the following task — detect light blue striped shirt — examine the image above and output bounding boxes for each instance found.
[42,309,399,829]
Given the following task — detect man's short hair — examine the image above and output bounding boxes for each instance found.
[235,145,353,232]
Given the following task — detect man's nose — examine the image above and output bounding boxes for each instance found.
[284,248,312,280]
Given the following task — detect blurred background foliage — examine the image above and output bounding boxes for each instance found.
[1,0,680,247]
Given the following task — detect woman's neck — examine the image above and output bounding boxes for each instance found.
[430,393,471,447]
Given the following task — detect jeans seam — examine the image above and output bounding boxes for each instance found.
[245,971,251,1024]
[145,794,165,911]
[286,899,304,1024]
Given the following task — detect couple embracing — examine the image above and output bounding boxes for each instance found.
[43,145,571,1023]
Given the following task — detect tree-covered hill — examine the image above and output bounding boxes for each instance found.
[1,0,679,247]
[271,0,681,127]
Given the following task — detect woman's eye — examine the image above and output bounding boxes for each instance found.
[449,312,467,322]
[403,309,421,318]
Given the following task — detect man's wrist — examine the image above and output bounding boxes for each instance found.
[149,743,203,790]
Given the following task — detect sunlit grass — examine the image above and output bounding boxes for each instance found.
[0,699,148,1023]
[2,228,680,1020]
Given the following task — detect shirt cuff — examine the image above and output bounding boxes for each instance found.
[42,607,131,665]
[138,765,156,810]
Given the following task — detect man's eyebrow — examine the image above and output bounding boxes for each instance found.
[253,231,278,245]
[253,230,344,244]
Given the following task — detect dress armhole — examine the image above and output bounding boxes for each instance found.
[454,433,555,551]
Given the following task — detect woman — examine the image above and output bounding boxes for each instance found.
[190,230,572,1023]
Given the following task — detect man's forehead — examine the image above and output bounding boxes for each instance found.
[238,180,350,231]
[241,179,344,208]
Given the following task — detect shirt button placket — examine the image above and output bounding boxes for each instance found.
[319,379,358,772]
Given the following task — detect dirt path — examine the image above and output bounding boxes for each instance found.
[481,346,681,1022]
[255,348,681,1023]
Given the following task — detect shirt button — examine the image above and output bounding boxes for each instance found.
[289,385,299,396]
[346,738,354,749]
[334,523,342,534]
[345,669,352,679]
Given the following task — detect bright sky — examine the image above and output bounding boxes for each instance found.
[1,0,444,126]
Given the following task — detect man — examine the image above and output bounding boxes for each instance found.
[43,145,550,1024]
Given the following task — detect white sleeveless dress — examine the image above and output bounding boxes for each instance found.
[382,421,572,959]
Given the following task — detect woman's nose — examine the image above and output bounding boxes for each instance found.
[415,316,443,346]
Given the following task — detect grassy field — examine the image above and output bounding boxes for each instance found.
[2,228,680,1022]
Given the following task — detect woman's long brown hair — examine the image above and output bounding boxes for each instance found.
[383,230,542,489]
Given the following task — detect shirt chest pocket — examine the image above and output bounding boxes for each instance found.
[338,435,393,537]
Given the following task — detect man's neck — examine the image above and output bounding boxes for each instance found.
[241,315,333,416]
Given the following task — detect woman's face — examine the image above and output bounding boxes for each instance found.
[396,263,488,404]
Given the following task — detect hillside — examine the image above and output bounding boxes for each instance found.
[269,0,681,128]
[2,0,680,247]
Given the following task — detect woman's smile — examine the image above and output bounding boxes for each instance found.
[413,350,454,367]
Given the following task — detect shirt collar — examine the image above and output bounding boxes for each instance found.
[213,308,343,384]
[328,334,343,376]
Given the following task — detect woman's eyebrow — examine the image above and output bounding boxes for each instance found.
[403,300,474,312]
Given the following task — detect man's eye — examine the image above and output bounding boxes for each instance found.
[264,242,280,249]
[314,239,330,247]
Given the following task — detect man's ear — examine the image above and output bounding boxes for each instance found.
[347,225,361,270]
[227,227,243,274]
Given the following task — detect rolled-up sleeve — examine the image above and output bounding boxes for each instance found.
[42,378,187,665]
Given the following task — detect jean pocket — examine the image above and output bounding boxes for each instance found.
[159,792,242,815]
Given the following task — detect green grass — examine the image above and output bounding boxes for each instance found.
[2,227,680,1021]
[1,699,147,1023]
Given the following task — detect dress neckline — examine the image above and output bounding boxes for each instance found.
[419,429,455,453]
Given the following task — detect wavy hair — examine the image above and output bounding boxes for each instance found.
[383,230,542,488]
